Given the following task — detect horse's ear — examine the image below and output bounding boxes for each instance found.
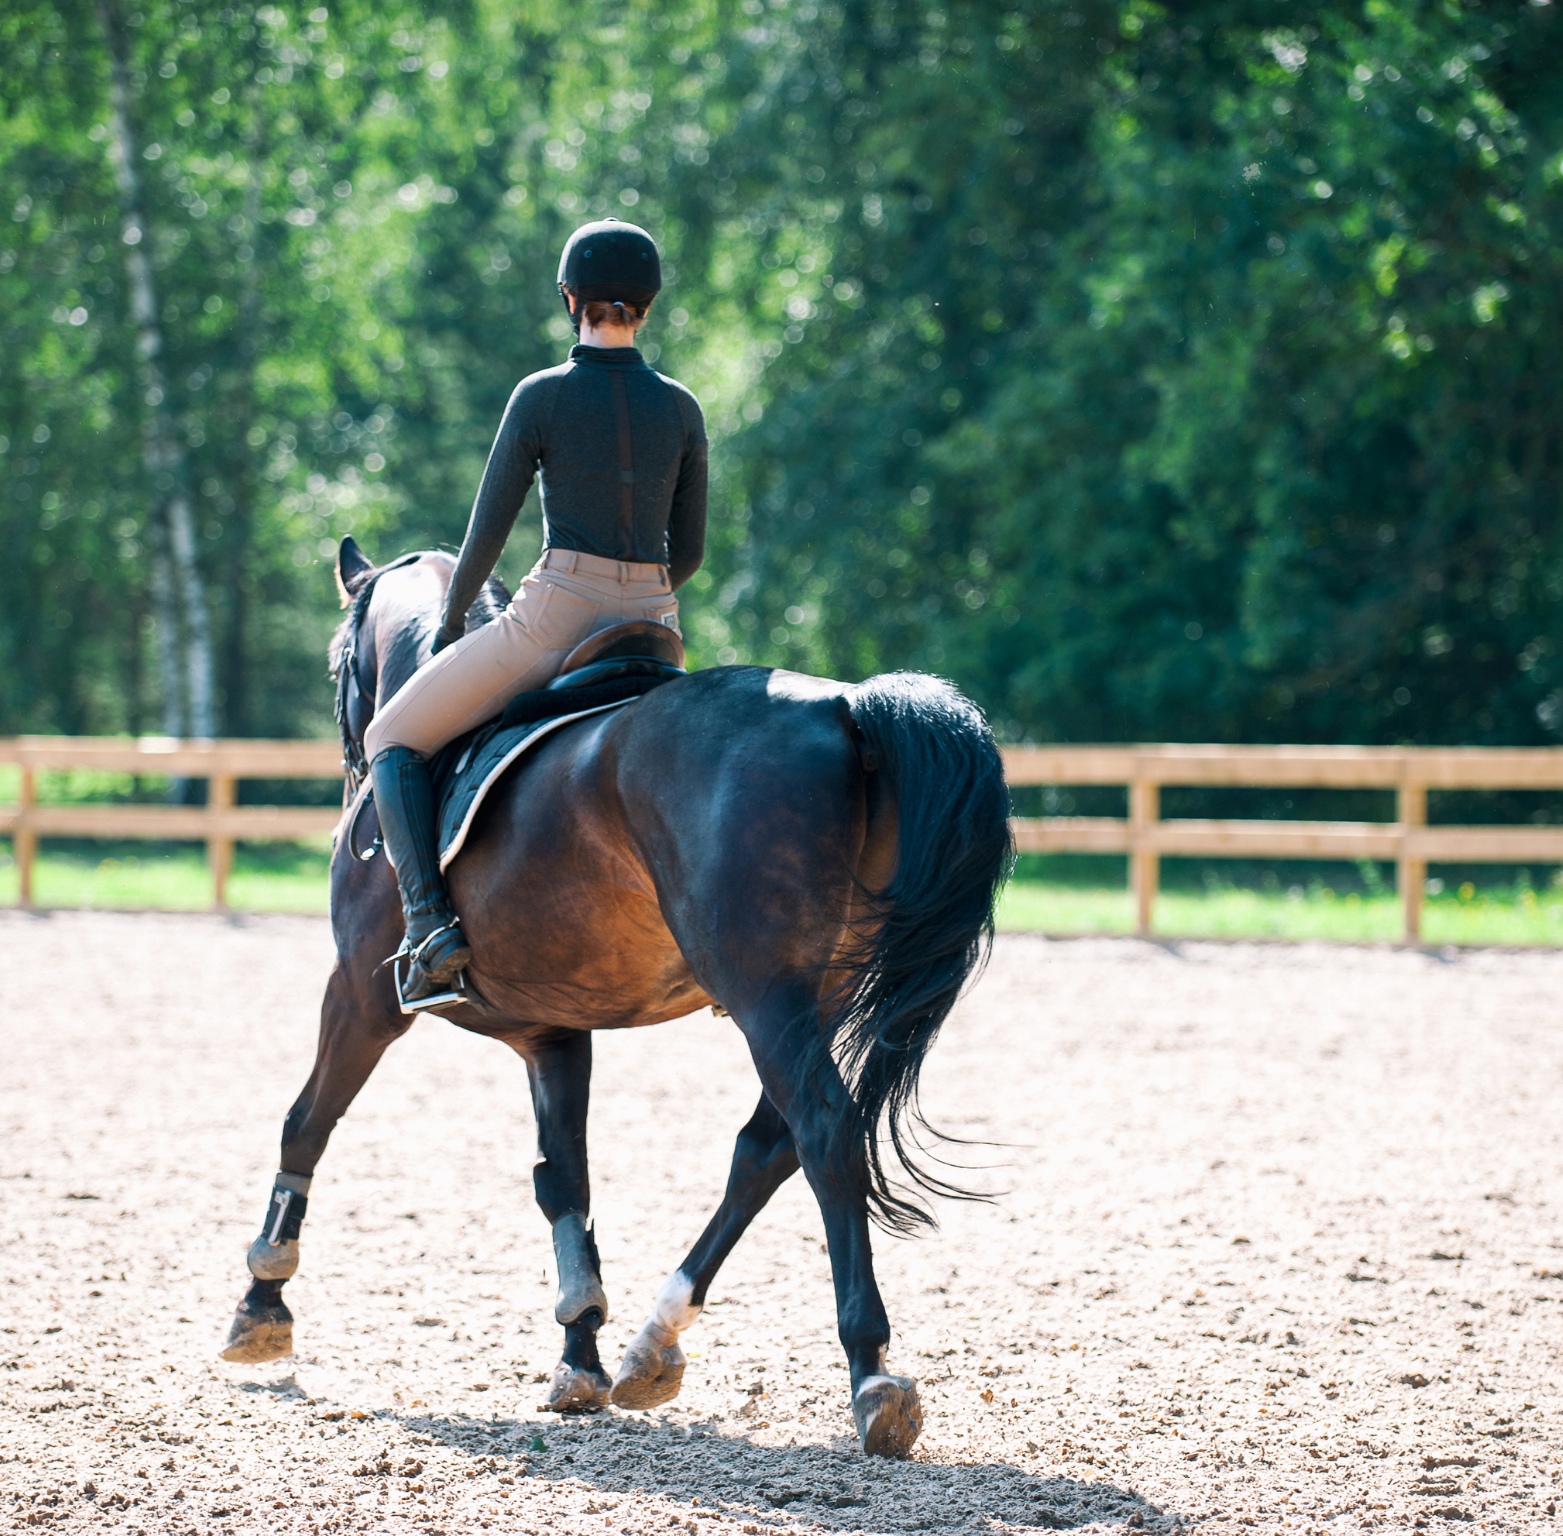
[336,536,374,606]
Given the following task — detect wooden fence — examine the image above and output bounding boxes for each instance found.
[2,736,1562,941]
[0,736,342,909]
[1005,743,1563,942]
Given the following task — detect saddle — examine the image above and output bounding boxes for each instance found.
[428,619,685,870]
[544,620,687,691]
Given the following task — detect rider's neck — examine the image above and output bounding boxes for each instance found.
[576,318,641,350]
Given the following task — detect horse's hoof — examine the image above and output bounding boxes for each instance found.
[220,1300,295,1364]
[541,1361,611,1414]
[610,1331,686,1410]
[853,1374,923,1458]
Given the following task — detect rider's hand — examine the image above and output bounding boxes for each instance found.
[431,622,464,655]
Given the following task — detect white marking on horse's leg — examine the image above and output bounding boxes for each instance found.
[648,1268,701,1341]
[551,1213,609,1326]
[610,1269,700,1410]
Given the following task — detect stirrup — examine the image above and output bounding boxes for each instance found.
[392,948,470,1014]
[391,925,471,1014]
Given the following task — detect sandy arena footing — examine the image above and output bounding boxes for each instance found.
[1,911,1560,1532]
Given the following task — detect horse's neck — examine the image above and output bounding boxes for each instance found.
[369,614,431,707]
[368,598,441,708]
[363,554,458,708]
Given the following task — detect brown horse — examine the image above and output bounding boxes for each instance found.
[219,537,1011,1457]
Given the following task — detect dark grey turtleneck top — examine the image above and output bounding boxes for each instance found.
[442,343,708,630]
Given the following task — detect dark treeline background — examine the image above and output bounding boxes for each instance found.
[3,0,1561,745]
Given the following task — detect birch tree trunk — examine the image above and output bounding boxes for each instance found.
[221,106,265,736]
[98,0,214,740]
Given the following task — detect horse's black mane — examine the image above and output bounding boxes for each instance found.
[328,552,510,686]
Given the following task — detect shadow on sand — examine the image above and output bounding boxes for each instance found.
[393,1406,1170,1532]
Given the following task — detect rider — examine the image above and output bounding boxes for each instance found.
[362,218,708,1003]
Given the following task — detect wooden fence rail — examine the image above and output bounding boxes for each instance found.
[3,737,1563,940]
[0,736,343,909]
[1004,743,1563,942]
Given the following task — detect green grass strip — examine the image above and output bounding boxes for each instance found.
[0,840,332,914]
[5,840,1563,947]
[996,879,1563,946]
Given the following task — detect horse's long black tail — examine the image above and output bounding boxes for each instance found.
[830,671,1014,1234]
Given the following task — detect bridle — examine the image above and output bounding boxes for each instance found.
[333,627,373,797]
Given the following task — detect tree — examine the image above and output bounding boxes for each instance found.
[98,0,214,738]
[2,0,1561,753]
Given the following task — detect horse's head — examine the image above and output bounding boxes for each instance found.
[328,536,508,792]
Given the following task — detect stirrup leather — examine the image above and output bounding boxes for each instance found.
[391,924,470,1014]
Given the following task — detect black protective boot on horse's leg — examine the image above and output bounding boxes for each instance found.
[518,1032,614,1413]
[545,1214,611,1413]
[221,1171,310,1362]
[218,965,412,1366]
[369,745,471,1001]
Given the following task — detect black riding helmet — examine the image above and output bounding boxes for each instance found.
[557,218,661,331]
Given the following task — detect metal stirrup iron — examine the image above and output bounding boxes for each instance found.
[392,954,468,1014]
[391,926,470,1014]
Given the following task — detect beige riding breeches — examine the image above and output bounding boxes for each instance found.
[363,548,679,760]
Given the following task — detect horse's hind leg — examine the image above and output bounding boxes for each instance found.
[746,987,923,1458]
[221,958,409,1362]
[613,1092,798,1409]
[514,1029,612,1413]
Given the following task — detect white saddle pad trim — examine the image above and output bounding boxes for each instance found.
[437,699,632,873]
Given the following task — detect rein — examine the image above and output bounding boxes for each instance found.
[334,630,372,795]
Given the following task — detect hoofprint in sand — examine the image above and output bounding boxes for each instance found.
[1,911,1560,1532]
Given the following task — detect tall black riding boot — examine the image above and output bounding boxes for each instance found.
[369,745,472,1002]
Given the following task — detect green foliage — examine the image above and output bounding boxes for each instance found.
[720,0,1563,744]
[2,1,1561,744]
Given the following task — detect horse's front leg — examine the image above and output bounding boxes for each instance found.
[516,1029,611,1413]
[745,993,923,1458]
[222,955,410,1362]
[612,1091,799,1409]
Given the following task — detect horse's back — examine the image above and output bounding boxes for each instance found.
[444,665,872,1027]
[614,666,876,1007]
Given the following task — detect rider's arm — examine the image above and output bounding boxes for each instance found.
[437,382,543,646]
[665,391,709,590]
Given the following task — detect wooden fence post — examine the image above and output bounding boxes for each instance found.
[16,766,36,907]
[1398,776,1426,947]
[1130,771,1159,937]
[209,772,236,910]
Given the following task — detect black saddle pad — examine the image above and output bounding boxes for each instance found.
[429,672,671,868]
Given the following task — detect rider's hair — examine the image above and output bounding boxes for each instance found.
[566,290,652,330]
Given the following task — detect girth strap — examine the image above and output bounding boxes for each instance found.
[610,372,635,559]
